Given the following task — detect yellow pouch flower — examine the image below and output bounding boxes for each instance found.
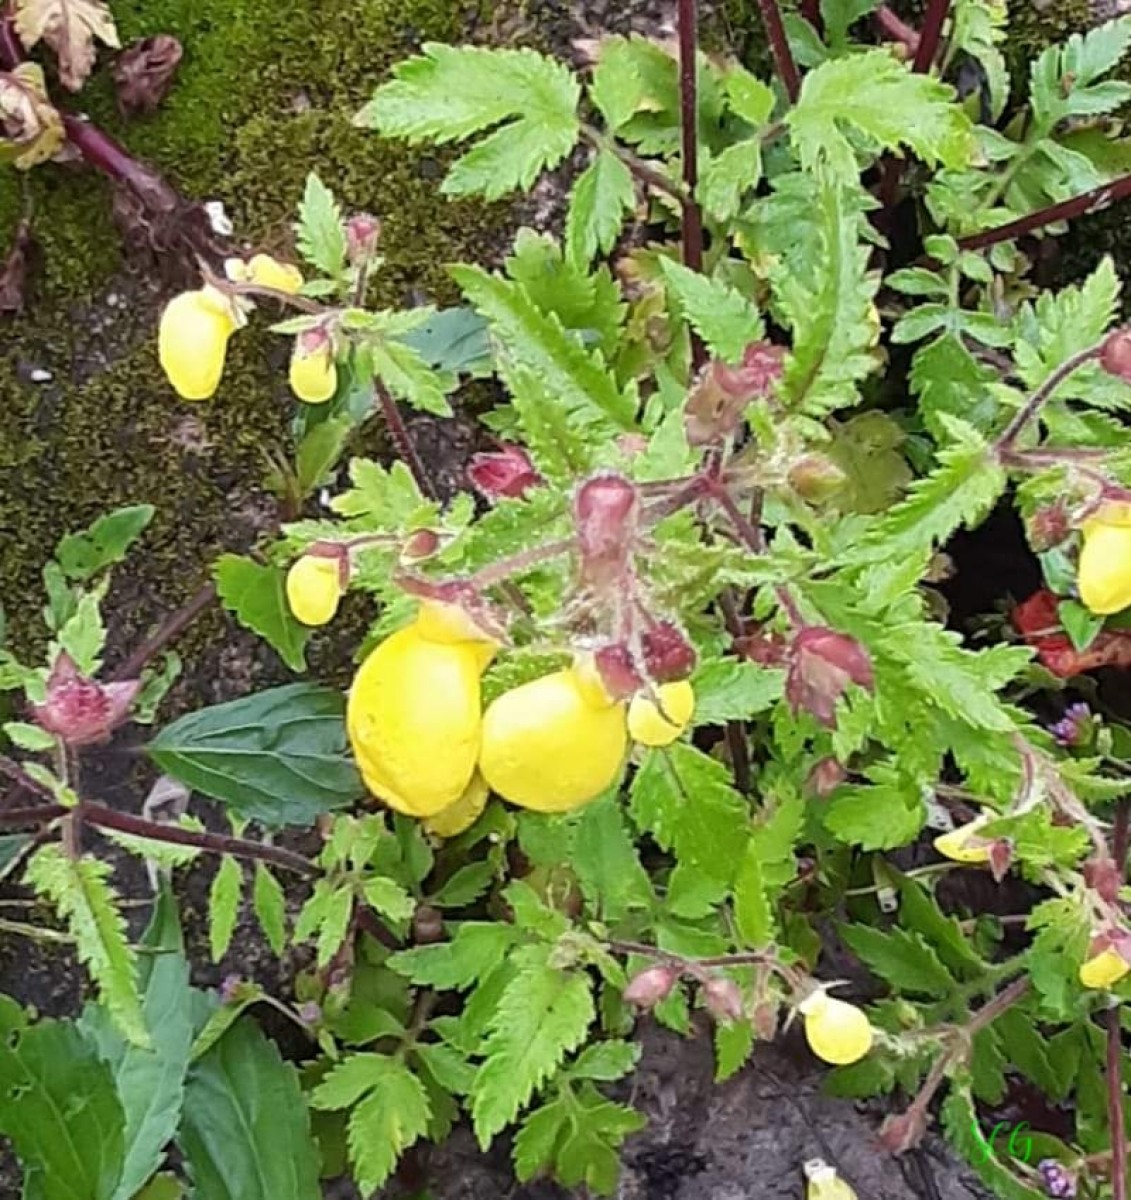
[286,555,343,627]
[245,253,304,295]
[933,816,991,864]
[158,287,238,401]
[425,772,490,838]
[479,667,627,813]
[798,990,874,1066]
[1079,505,1131,615]
[804,1159,857,1200]
[628,680,695,747]
[1080,945,1131,990]
[290,341,338,404]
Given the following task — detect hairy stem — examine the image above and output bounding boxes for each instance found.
[111,582,217,681]
[676,0,707,373]
[994,344,1104,452]
[754,0,801,102]
[1110,799,1130,1200]
[912,0,950,73]
[875,5,919,53]
[374,381,437,500]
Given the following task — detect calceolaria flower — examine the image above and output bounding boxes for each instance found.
[933,815,993,864]
[628,680,696,747]
[285,548,347,627]
[158,286,240,400]
[478,663,627,813]
[347,601,497,818]
[803,1159,857,1200]
[798,990,874,1066]
[1078,503,1131,615]
[1079,933,1131,990]
[226,253,304,295]
[424,772,489,838]
[289,328,338,404]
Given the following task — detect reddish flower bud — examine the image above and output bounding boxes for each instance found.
[786,627,874,728]
[642,621,697,683]
[593,643,644,700]
[752,998,778,1040]
[1085,855,1122,904]
[346,213,382,264]
[1027,503,1071,553]
[574,473,639,593]
[1013,588,1131,677]
[31,653,140,748]
[400,528,441,564]
[684,344,785,446]
[702,975,745,1024]
[1101,328,1131,384]
[623,964,679,1008]
[467,444,543,501]
[988,838,1014,883]
[805,757,847,798]
[878,1107,928,1155]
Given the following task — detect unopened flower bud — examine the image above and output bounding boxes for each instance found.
[736,627,787,667]
[1084,855,1121,904]
[788,454,846,503]
[702,975,744,1024]
[286,543,348,627]
[878,1108,928,1155]
[574,473,639,592]
[987,837,1014,883]
[623,964,679,1009]
[805,757,847,798]
[641,620,697,683]
[346,213,382,264]
[31,653,140,747]
[593,643,644,700]
[467,444,543,501]
[1038,1159,1077,1199]
[752,998,778,1040]
[400,528,441,564]
[1101,328,1131,384]
[684,344,785,446]
[1027,503,1070,552]
[290,327,338,404]
[219,974,244,1004]
[297,1001,322,1027]
[786,627,874,728]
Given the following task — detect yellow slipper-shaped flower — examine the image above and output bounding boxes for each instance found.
[1079,504,1131,615]
[425,772,490,838]
[1080,945,1131,990]
[290,340,338,404]
[479,666,627,813]
[933,816,991,864]
[628,680,695,747]
[286,555,343,627]
[798,990,874,1066]
[158,287,239,401]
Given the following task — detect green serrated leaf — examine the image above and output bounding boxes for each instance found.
[55,589,106,676]
[691,660,784,724]
[56,505,154,582]
[840,924,953,996]
[214,555,311,673]
[4,720,55,751]
[388,922,519,990]
[253,865,287,956]
[566,148,636,265]
[208,857,243,962]
[570,793,651,921]
[148,684,364,827]
[569,1040,640,1082]
[26,846,148,1047]
[295,419,353,497]
[714,1018,754,1083]
[371,338,453,416]
[659,257,763,363]
[296,172,347,278]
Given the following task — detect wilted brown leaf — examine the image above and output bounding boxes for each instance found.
[0,63,64,169]
[13,0,120,92]
[113,34,182,116]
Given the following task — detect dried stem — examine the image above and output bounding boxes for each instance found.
[958,173,1131,255]
[754,0,801,103]
[994,343,1104,452]
[912,0,951,73]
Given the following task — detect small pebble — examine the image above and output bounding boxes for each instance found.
[29,368,53,383]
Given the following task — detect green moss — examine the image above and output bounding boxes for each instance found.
[0,0,516,655]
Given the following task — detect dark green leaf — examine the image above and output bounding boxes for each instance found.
[840,924,953,996]
[214,556,311,673]
[148,684,364,826]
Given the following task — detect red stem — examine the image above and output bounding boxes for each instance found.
[912,0,951,73]
[874,4,919,53]
[111,582,217,682]
[754,0,801,104]
[1110,798,1130,1200]
[676,0,707,372]
[374,382,437,501]
[957,173,1131,254]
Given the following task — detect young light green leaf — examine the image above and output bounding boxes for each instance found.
[371,339,454,416]
[470,947,596,1147]
[363,875,416,923]
[659,257,763,363]
[214,555,311,674]
[253,865,287,956]
[295,418,353,497]
[56,505,154,581]
[295,172,347,278]
[388,922,519,990]
[208,857,243,962]
[358,45,581,200]
[824,771,925,849]
[839,924,953,996]
[56,589,106,675]
[691,660,784,724]
[26,845,147,1047]
[4,720,55,751]
[699,139,762,222]
[570,793,652,921]
[788,49,973,179]
[566,148,636,265]
[714,1018,754,1083]
[568,1040,640,1083]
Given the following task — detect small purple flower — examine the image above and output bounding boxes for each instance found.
[297,1001,321,1027]
[1038,1159,1076,1199]
[219,974,243,1004]
[1050,702,1092,747]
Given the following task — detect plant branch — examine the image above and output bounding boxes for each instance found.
[580,127,690,207]
[753,0,801,103]
[676,0,707,373]
[874,5,919,54]
[1110,798,1130,1200]
[373,382,437,501]
[912,0,950,73]
[994,344,1104,452]
[957,173,1131,254]
[111,581,217,681]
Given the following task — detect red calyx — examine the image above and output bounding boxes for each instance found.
[31,652,140,747]
[467,444,543,501]
[786,627,874,728]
